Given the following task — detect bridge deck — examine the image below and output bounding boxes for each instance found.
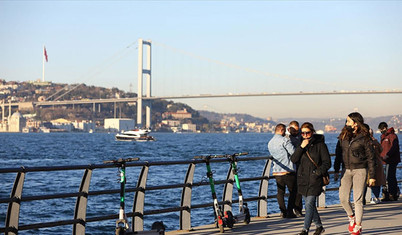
[167,199,402,234]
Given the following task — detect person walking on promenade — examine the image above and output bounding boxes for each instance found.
[338,112,376,235]
[268,123,297,219]
[365,125,386,204]
[291,122,331,235]
[288,120,304,217]
[378,122,401,201]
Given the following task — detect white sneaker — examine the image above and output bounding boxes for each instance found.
[374,197,381,204]
[348,216,356,232]
[369,198,376,204]
[351,225,362,235]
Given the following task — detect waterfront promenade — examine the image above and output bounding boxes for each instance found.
[167,199,402,234]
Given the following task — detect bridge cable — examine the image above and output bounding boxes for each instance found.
[46,40,138,101]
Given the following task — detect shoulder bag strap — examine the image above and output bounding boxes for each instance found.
[306,151,319,168]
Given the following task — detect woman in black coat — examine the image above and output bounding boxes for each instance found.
[291,122,331,235]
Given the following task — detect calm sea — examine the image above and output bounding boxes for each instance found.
[0,132,400,234]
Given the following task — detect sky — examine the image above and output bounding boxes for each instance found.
[1,1,402,120]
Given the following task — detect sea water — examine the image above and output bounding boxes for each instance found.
[0,132,400,234]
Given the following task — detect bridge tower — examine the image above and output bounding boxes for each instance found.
[137,38,152,128]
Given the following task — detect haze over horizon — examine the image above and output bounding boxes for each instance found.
[1,1,401,119]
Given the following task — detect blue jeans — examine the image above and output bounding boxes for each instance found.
[303,195,322,231]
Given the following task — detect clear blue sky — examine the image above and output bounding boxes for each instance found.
[1,1,401,119]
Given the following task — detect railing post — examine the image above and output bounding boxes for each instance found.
[5,170,26,235]
[132,165,149,232]
[222,163,234,213]
[257,159,272,217]
[73,168,93,235]
[179,163,196,231]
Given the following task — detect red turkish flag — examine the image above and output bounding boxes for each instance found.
[44,46,48,62]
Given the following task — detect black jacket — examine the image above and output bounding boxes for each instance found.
[291,134,332,196]
[340,133,376,179]
[334,140,345,173]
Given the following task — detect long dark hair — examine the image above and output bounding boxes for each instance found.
[339,112,369,141]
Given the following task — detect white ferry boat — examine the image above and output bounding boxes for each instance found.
[115,128,155,142]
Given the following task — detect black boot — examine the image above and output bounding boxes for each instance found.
[313,226,325,235]
[297,230,308,235]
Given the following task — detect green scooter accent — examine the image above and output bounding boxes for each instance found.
[103,157,139,235]
[224,152,251,224]
[194,155,235,233]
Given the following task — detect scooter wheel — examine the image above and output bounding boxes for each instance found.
[225,211,234,228]
[244,207,251,224]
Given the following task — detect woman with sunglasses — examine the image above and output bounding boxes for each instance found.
[291,122,331,235]
[338,112,376,235]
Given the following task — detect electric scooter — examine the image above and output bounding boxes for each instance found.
[103,157,140,235]
[223,152,251,224]
[194,155,235,233]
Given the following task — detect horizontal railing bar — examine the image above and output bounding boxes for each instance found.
[85,213,119,223]
[1,174,399,204]
[2,153,401,174]
[0,156,273,174]
[0,219,84,232]
[1,156,400,175]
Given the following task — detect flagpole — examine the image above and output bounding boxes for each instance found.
[42,45,45,82]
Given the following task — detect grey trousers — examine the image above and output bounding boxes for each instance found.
[339,168,367,224]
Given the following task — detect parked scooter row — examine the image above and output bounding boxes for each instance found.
[103,152,250,234]
[194,152,251,233]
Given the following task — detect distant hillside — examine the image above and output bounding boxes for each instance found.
[1,80,210,128]
[199,110,276,124]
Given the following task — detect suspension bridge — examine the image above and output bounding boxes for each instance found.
[2,38,402,128]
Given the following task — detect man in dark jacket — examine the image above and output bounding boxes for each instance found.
[378,122,401,201]
[288,120,304,217]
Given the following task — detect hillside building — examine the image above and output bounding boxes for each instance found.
[182,123,197,132]
[73,120,96,132]
[162,109,192,120]
[8,111,26,132]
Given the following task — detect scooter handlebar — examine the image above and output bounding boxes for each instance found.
[103,157,140,164]
[194,152,249,160]
[194,155,224,160]
[233,152,248,156]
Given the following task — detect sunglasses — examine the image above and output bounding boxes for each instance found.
[301,131,312,136]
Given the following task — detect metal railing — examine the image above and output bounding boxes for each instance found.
[1,154,401,235]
